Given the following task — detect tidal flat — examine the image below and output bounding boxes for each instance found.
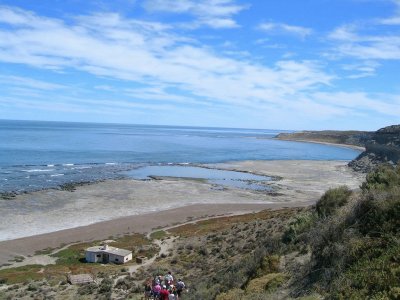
[0,160,364,265]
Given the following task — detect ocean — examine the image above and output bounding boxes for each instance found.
[0,119,361,194]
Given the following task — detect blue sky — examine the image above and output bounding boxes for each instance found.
[0,0,399,130]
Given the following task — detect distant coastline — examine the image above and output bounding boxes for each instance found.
[274,130,372,151]
[274,138,366,151]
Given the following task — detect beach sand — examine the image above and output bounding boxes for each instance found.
[0,160,364,265]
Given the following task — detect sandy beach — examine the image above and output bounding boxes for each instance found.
[0,160,364,265]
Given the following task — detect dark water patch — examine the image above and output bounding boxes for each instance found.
[123,165,273,191]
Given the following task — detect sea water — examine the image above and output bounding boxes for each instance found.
[0,119,361,193]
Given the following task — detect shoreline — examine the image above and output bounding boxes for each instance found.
[273,137,366,151]
[0,160,365,265]
[1,139,362,198]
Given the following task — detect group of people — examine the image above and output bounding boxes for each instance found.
[144,271,186,300]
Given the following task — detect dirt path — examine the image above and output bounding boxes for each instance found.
[128,236,177,275]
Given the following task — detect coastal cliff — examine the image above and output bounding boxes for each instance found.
[275,130,372,148]
[349,125,400,172]
[275,126,400,173]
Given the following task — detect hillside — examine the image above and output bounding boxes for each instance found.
[349,125,400,172]
[1,164,399,299]
[275,130,372,148]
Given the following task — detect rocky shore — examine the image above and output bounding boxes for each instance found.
[349,125,400,172]
[274,125,400,173]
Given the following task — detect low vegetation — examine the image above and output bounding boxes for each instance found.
[0,165,399,299]
[287,164,400,299]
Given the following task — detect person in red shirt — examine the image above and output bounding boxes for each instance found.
[160,285,170,300]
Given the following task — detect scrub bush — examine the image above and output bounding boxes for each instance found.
[316,186,352,218]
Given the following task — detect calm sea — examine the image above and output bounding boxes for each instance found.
[0,120,361,193]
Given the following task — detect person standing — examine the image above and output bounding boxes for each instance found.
[164,271,174,287]
[144,283,152,300]
[160,285,170,300]
[176,279,186,298]
[153,282,161,299]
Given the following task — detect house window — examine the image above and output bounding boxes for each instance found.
[115,258,119,262]
[125,257,128,261]
[96,254,101,257]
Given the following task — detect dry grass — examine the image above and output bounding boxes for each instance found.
[246,273,288,293]
[0,232,157,286]
[169,208,303,237]
[0,207,304,299]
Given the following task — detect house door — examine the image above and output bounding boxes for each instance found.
[103,254,109,263]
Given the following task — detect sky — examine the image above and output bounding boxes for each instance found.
[0,0,399,130]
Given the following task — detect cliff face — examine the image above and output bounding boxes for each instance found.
[349,125,400,172]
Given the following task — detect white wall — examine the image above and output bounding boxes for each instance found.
[85,251,99,263]
[85,251,132,264]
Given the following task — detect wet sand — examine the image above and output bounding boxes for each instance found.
[0,160,364,265]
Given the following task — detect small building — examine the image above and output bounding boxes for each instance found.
[85,244,132,264]
[136,256,147,264]
[68,273,94,285]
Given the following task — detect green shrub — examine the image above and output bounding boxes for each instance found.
[198,246,208,256]
[27,282,39,291]
[303,165,400,298]
[98,276,113,294]
[258,255,280,276]
[282,211,316,243]
[77,282,97,295]
[355,190,400,237]
[115,276,136,291]
[362,164,400,191]
[246,273,287,293]
[316,186,352,218]
[329,242,400,299]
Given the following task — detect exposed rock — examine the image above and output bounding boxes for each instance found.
[349,125,400,172]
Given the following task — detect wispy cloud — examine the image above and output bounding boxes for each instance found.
[0,6,332,111]
[312,91,400,117]
[328,0,400,61]
[258,22,312,39]
[142,0,248,28]
[1,4,399,129]
[341,61,381,78]
[329,24,400,60]
[379,0,400,24]
[0,75,66,90]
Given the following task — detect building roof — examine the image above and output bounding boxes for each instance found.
[105,247,132,256]
[86,245,132,257]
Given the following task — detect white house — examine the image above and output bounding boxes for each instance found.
[85,244,132,264]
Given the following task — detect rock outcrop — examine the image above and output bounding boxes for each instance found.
[349,125,400,172]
